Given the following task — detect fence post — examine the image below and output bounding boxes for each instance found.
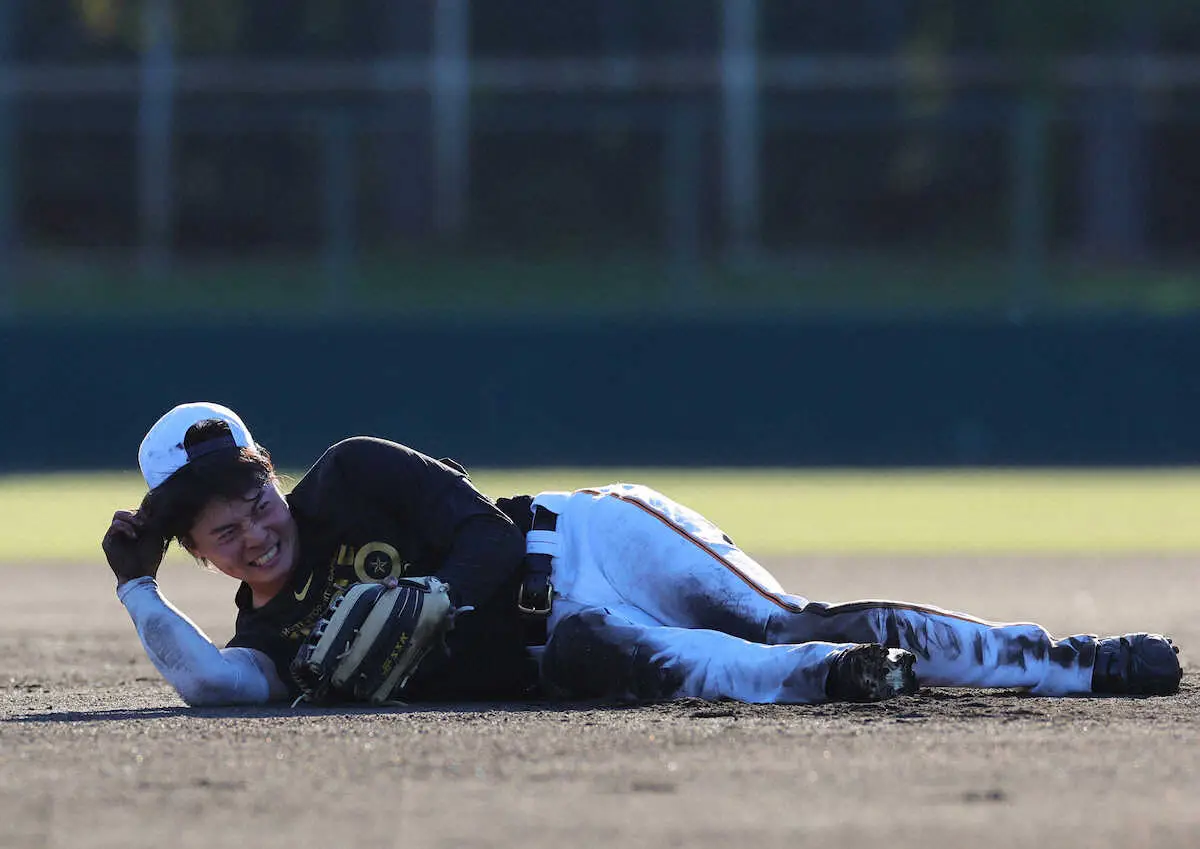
[1010,93,1049,314]
[432,0,470,238]
[322,112,356,307]
[720,0,760,264]
[664,101,703,300]
[137,0,175,278]
[0,0,16,317]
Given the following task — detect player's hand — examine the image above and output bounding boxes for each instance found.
[102,509,168,585]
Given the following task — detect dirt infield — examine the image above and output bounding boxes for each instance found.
[2,554,1197,849]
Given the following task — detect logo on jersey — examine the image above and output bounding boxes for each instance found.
[281,542,408,642]
[293,572,314,601]
[353,541,407,583]
[283,572,349,641]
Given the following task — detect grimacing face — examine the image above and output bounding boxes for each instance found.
[184,481,299,604]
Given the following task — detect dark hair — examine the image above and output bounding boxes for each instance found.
[138,419,276,545]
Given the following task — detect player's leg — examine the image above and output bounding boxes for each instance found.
[768,600,1097,694]
[539,600,915,704]
[768,602,1181,696]
[538,485,1180,696]
[538,484,808,642]
[538,485,915,702]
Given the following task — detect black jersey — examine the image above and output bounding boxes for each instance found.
[226,436,535,700]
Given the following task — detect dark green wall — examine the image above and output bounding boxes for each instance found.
[2,316,1197,472]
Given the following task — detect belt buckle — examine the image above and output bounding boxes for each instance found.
[517,581,553,616]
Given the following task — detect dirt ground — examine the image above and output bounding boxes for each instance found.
[1,554,1197,849]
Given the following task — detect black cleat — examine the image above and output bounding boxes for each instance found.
[1091,633,1182,696]
[825,643,919,702]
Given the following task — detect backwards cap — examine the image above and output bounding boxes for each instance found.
[138,402,256,490]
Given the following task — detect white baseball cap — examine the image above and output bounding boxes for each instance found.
[138,402,256,490]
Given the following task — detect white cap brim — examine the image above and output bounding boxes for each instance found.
[138,402,255,490]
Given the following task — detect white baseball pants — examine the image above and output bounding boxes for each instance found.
[531,484,1097,704]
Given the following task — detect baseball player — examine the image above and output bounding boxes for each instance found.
[102,402,1183,707]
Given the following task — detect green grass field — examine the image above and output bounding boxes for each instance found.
[4,469,1200,563]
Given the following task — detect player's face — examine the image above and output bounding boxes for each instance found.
[186,481,299,603]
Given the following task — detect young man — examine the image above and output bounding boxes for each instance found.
[103,402,1183,707]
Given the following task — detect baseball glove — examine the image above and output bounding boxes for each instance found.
[290,576,456,706]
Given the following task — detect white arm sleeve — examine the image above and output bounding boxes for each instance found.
[117,576,291,706]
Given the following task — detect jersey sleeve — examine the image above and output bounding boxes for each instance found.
[290,437,526,608]
[118,577,291,706]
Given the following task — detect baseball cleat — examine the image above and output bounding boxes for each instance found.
[1091,633,1182,696]
[825,643,919,702]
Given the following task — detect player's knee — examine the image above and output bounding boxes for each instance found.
[540,609,614,699]
[542,609,685,703]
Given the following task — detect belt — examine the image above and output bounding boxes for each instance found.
[519,505,556,645]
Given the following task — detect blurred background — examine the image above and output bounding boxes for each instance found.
[2,1,1200,471]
